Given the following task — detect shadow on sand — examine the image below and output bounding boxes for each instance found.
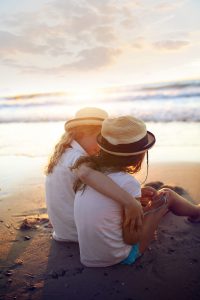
[1,183,200,300]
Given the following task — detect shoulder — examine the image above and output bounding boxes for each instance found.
[60,148,85,166]
[109,172,141,197]
[109,172,139,185]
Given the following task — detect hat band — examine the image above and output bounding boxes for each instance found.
[66,117,105,125]
[97,145,148,156]
[98,133,148,154]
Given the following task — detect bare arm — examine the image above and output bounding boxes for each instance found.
[120,187,159,244]
[75,164,143,233]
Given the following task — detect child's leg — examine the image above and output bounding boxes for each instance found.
[158,188,200,219]
[139,188,200,254]
[139,204,168,254]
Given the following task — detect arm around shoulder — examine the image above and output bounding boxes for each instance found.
[75,163,92,181]
[76,164,140,207]
[76,164,144,238]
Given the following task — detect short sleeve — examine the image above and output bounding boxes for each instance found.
[60,148,86,168]
[121,175,141,198]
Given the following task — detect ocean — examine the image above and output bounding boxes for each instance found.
[0,80,200,123]
[0,80,200,196]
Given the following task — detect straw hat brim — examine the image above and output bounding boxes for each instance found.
[97,131,156,156]
[65,117,105,130]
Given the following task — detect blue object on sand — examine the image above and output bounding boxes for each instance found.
[121,244,141,265]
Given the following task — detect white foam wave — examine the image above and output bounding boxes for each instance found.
[0,80,200,122]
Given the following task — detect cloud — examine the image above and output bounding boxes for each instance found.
[153,0,186,12]
[68,46,122,70]
[0,30,47,55]
[120,4,139,29]
[153,40,190,50]
[0,24,78,59]
[48,0,117,31]
[85,0,121,15]
[0,1,121,57]
[120,16,138,29]
[131,37,146,49]
[1,58,19,67]
[0,0,135,64]
[1,46,122,74]
[0,0,194,78]
[161,31,190,40]
[94,26,118,43]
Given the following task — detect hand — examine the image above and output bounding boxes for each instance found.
[138,186,158,207]
[154,189,169,204]
[124,199,144,234]
[138,197,151,207]
[143,190,169,214]
[141,186,158,200]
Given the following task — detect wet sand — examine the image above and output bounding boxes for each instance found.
[0,162,200,300]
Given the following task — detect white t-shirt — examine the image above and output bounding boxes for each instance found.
[45,140,86,242]
[74,172,141,267]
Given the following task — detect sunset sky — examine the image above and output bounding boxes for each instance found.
[0,0,200,96]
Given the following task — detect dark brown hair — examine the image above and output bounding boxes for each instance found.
[72,150,145,192]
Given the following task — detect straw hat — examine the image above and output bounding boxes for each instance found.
[97,116,156,156]
[65,107,108,130]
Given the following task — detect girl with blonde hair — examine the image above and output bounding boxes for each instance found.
[45,108,154,242]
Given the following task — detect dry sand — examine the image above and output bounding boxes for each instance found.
[0,163,200,300]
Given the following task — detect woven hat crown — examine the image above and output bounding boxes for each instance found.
[65,107,108,130]
[101,116,147,145]
[75,107,108,119]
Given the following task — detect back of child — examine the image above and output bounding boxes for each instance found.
[74,171,141,267]
[45,107,108,242]
[74,115,200,267]
[73,115,157,266]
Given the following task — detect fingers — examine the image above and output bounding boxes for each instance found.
[142,186,157,198]
[129,218,136,233]
[140,197,151,206]
[130,211,143,233]
[136,215,143,231]
[124,213,143,234]
[123,201,144,234]
[123,216,131,227]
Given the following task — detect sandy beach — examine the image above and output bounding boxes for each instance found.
[0,161,200,300]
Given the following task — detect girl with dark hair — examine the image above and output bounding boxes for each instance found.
[73,116,200,267]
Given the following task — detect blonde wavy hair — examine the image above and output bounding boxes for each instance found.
[45,125,101,175]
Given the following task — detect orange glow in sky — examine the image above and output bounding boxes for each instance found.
[0,0,200,96]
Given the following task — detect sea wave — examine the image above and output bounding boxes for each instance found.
[0,101,199,122]
[0,80,200,122]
